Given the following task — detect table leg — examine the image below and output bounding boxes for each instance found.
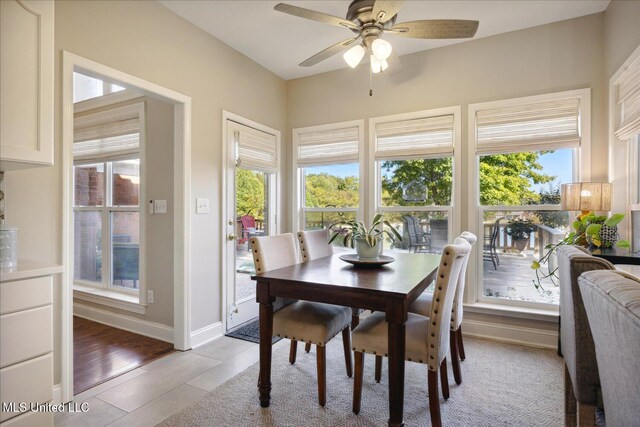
[388,321,406,427]
[258,299,273,407]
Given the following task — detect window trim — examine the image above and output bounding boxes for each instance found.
[368,106,462,239]
[467,88,591,309]
[292,120,365,232]
[72,102,147,307]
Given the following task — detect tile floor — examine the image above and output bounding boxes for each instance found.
[55,336,289,427]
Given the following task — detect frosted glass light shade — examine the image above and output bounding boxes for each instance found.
[371,38,392,60]
[343,45,365,68]
[370,55,388,73]
[561,182,612,212]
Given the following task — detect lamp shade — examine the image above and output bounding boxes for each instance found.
[560,182,611,212]
[343,44,365,69]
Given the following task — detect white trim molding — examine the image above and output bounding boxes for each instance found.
[462,318,558,349]
[73,285,146,314]
[74,302,174,343]
[62,51,192,403]
[190,322,224,348]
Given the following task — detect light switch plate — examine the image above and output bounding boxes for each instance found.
[154,199,167,214]
[196,198,209,214]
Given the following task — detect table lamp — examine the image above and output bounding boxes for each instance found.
[560,182,611,215]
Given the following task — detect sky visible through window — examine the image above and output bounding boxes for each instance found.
[313,150,572,194]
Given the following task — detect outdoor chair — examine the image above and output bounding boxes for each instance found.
[579,270,640,427]
[402,215,431,253]
[351,238,471,427]
[251,233,352,407]
[483,217,502,270]
[557,245,615,426]
[241,214,264,250]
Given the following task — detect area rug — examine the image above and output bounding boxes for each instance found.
[225,319,282,344]
[158,337,565,426]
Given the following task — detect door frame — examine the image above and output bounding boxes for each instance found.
[61,51,192,402]
[221,110,281,332]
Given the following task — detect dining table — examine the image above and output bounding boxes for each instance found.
[253,252,441,427]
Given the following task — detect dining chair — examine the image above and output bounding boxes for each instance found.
[351,238,471,427]
[251,233,353,407]
[578,270,640,427]
[405,231,477,386]
[297,228,333,262]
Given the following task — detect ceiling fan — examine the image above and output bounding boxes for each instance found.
[274,0,479,74]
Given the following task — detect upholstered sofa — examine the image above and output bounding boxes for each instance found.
[557,245,615,425]
[578,270,640,427]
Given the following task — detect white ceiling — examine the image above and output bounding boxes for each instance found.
[159,0,609,81]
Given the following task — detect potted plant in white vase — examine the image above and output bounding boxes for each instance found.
[329,213,402,260]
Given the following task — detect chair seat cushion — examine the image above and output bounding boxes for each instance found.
[352,312,430,364]
[273,301,351,346]
[408,292,433,317]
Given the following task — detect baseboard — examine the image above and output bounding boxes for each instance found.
[52,384,62,404]
[190,322,223,348]
[462,318,558,349]
[74,302,174,343]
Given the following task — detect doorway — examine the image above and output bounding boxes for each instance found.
[223,113,280,331]
[61,52,192,403]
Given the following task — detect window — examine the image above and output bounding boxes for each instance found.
[371,108,460,255]
[293,121,364,231]
[73,103,144,294]
[74,72,125,103]
[469,89,590,307]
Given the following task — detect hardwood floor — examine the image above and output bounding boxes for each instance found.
[74,316,175,394]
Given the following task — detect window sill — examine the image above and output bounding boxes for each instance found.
[464,302,559,323]
[74,284,146,314]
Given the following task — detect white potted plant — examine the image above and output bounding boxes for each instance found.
[329,213,402,260]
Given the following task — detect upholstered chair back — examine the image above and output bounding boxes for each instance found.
[250,233,298,274]
[450,231,477,330]
[557,245,615,406]
[297,229,333,262]
[578,270,640,426]
[426,237,471,371]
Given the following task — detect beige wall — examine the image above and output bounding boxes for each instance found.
[604,0,640,79]
[287,13,608,231]
[4,0,287,383]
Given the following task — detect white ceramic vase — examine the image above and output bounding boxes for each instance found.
[355,237,383,260]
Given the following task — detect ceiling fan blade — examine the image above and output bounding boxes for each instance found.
[372,0,404,24]
[389,20,479,39]
[299,38,359,67]
[274,3,358,30]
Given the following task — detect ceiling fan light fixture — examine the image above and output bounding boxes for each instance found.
[370,55,388,74]
[343,44,365,68]
[371,38,392,60]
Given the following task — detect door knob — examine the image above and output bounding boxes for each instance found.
[227,233,238,241]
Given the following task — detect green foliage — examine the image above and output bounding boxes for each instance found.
[329,213,402,248]
[506,218,536,240]
[305,173,359,208]
[380,158,452,206]
[532,185,568,229]
[479,152,554,205]
[236,169,265,218]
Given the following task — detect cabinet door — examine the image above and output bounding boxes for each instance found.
[0,0,54,170]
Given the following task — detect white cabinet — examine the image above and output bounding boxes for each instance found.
[0,0,54,171]
[0,263,60,426]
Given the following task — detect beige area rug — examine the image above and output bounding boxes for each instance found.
[158,337,563,426]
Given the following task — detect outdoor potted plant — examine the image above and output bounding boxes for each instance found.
[506,218,536,253]
[329,213,402,260]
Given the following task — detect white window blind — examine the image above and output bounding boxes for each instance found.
[74,103,143,159]
[235,123,278,173]
[475,98,581,154]
[374,115,454,160]
[297,126,359,166]
[615,52,640,141]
